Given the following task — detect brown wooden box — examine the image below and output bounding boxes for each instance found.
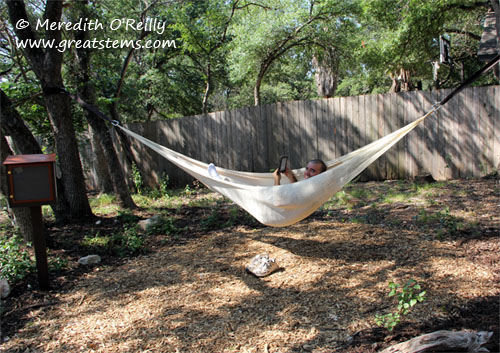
[3,154,57,207]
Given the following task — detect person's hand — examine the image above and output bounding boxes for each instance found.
[284,167,297,183]
[273,169,281,185]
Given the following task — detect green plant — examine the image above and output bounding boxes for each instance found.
[48,255,69,272]
[83,226,146,257]
[90,194,119,215]
[0,235,34,283]
[201,210,221,230]
[223,207,240,227]
[159,174,170,196]
[415,206,464,237]
[147,174,170,199]
[147,216,181,236]
[132,163,144,195]
[118,226,145,256]
[375,279,426,331]
[183,184,195,196]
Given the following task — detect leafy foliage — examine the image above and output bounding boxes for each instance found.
[375,279,427,331]
[0,234,34,283]
[83,225,146,257]
[2,0,495,124]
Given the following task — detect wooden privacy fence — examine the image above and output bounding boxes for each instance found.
[106,85,499,189]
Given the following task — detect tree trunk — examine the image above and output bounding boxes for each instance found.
[69,5,136,209]
[254,69,264,106]
[87,126,114,194]
[491,0,500,80]
[312,50,338,98]
[43,92,93,219]
[390,68,412,93]
[202,63,212,114]
[85,113,137,208]
[6,0,93,223]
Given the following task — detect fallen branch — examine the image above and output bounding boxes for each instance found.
[22,300,60,311]
[380,330,493,353]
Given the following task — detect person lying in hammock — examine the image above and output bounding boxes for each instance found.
[273,159,327,185]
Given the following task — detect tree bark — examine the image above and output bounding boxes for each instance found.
[87,126,114,194]
[202,62,212,114]
[70,4,136,209]
[389,69,413,93]
[6,0,93,222]
[380,330,493,353]
[490,0,500,80]
[312,49,339,98]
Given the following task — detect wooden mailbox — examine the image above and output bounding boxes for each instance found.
[3,154,57,208]
[2,153,57,290]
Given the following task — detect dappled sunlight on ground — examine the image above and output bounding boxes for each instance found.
[2,178,498,352]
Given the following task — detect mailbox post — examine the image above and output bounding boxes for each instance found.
[3,154,57,290]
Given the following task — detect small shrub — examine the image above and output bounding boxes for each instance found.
[83,226,146,257]
[48,255,69,272]
[117,226,145,256]
[415,206,464,237]
[201,210,221,230]
[375,279,426,331]
[147,216,181,235]
[132,163,144,194]
[0,235,34,283]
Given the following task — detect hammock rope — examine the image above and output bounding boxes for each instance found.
[59,54,499,226]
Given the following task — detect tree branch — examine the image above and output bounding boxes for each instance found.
[6,0,44,69]
[444,28,482,41]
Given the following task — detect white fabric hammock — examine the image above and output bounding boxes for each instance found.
[118,109,434,227]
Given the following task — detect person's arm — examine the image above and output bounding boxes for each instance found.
[274,167,297,185]
[284,167,297,183]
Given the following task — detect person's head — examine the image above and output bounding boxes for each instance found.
[304,159,327,179]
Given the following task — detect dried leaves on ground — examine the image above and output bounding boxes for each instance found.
[1,178,499,352]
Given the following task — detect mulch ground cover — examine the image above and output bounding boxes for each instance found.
[1,178,498,352]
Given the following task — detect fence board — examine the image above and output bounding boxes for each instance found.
[287,100,300,169]
[229,109,239,171]
[495,86,500,171]
[476,86,492,174]
[364,94,377,179]
[331,97,341,159]
[256,105,267,170]
[413,91,426,176]
[265,103,274,167]
[317,99,328,161]
[271,102,282,166]
[96,86,500,189]
[481,86,495,173]
[465,88,475,177]
[215,110,223,167]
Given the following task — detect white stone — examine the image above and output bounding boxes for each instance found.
[78,255,101,265]
[0,279,10,299]
[138,215,162,231]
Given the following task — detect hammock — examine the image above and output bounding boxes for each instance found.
[60,55,498,227]
[117,109,433,227]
